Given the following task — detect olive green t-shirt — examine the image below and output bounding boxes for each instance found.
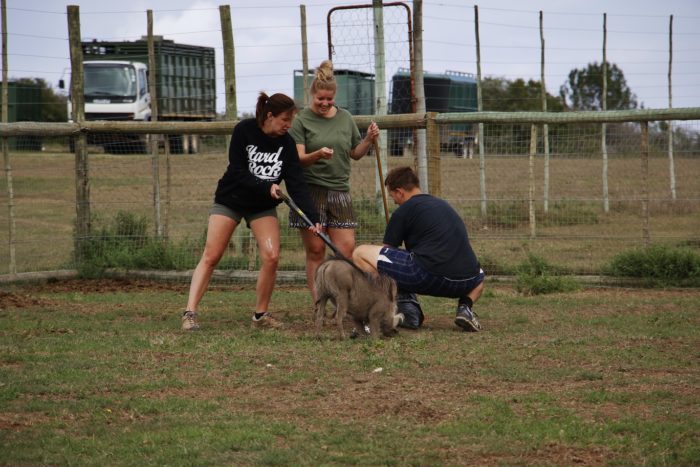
[289,106,361,191]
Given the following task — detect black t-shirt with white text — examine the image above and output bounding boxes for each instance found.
[214,118,318,224]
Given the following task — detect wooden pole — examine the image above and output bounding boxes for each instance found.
[529,124,537,239]
[220,4,247,259]
[412,0,428,190]
[300,5,309,107]
[426,112,441,196]
[602,13,609,213]
[667,14,676,200]
[1,0,16,274]
[147,10,163,238]
[640,121,650,247]
[372,0,389,217]
[540,11,550,214]
[373,140,390,224]
[67,5,91,264]
[474,5,487,216]
[219,5,237,122]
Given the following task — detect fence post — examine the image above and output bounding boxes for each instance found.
[474,5,487,216]
[529,124,537,239]
[540,11,550,214]
[602,13,610,213]
[219,5,250,262]
[426,112,441,196]
[67,5,91,265]
[147,11,163,238]
[412,0,428,190]
[219,5,237,123]
[300,5,309,107]
[372,0,389,215]
[667,14,676,200]
[1,0,16,274]
[640,121,650,247]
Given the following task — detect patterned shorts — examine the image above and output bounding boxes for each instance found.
[376,247,485,298]
[288,184,357,229]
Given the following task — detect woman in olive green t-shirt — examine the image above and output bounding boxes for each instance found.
[289,60,379,301]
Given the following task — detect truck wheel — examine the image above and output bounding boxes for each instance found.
[169,135,184,154]
[188,135,200,154]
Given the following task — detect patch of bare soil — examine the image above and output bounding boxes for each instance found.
[0,290,52,309]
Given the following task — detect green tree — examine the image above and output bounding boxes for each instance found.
[559,62,637,110]
[482,77,564,112]
[479,77,565,155]
[13,77,67,122]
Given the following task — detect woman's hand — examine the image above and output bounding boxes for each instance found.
[364,121,380,142]
[317,147,334,160]
[270,183,281,199]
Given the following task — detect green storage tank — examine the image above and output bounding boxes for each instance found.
[294,69,375,115]
[81,37,216,120]
[7,81,43,151]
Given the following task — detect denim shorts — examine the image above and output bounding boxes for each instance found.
[210,203,277,227]
[376,247,484,298]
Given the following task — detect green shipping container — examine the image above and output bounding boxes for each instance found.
[81,37,216,120]
[7,81,43,151]
[294,69,375,116]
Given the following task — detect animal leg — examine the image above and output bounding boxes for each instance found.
[314,297,327,338]
[335,294,348,340]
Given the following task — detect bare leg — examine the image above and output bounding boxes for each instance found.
[326,227,355,259]
[352,244,383,275]
[186,215,237,311]
[300,228,327,302]
[249,216,280,313]
[468,280,485,306]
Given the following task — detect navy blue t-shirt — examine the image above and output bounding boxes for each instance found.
[383,193,480,279]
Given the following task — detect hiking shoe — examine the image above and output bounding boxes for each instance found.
[182,311,200,331]
[251,312,283,329]
[454,304,481,332]
[397,292,424,329]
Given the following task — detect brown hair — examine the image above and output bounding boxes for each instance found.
[309,60,337,95]
[255,92,296,127]
[384,166,420,191]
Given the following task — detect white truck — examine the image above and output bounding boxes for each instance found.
[61,37,216,154]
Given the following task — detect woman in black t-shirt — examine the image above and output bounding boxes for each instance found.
[181,92,320,331]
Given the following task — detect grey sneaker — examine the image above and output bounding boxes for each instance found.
[454,304,481,332]
[251,312,283,329]
[182,311,200,331]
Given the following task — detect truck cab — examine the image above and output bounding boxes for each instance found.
[66,60,151,123]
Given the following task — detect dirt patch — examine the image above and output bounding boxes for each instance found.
[0,290,52,309]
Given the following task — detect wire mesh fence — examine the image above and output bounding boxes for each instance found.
[1,115,698,279]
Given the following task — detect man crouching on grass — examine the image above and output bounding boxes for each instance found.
[352,166,485,332]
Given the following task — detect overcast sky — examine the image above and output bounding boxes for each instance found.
[5,0,700,115]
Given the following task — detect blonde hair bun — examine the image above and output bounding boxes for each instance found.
[315,60,334,82]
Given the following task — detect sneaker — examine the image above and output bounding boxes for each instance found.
[182,311,200,331]
[454,304,481,332]
[251,312,283,329]
[397,292,424,329]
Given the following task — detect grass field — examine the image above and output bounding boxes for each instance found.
[1,279,698,465]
